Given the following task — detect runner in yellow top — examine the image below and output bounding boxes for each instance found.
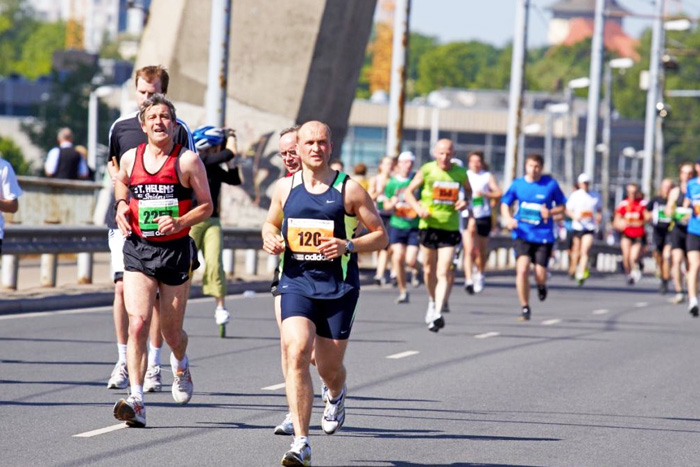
[404,139,472,332]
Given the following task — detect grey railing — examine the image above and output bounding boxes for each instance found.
[1,225,266,289]
[0,225,623,290]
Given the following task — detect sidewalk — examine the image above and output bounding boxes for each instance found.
[0,252,277,315]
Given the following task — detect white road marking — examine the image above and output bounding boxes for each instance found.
[73,424,127,438]
[635,302,648,308]
[542,319,562,326]
[593,309,609,315]
[386,350,420,359]
[474,332,500,339]
[0,307,106,320]
[262,383,286,391]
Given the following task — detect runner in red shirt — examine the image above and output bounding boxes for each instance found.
[614,183,650,285]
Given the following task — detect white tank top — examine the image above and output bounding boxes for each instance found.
[464,170,492,219]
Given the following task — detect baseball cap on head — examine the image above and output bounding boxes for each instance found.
[577,173,591,184]
[397,151,415,162]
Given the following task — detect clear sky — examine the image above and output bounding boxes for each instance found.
[408,0,694,48]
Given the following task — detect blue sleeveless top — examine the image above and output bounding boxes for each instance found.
[279,171,360,299]
[686,179,700,236]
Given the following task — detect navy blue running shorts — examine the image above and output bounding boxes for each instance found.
[281,289,360,340]
[390,226,419,246]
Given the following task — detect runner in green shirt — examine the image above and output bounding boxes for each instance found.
[383,151,420,304]
[404,139,472,332]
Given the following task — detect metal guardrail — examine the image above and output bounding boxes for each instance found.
[0,225,623,289]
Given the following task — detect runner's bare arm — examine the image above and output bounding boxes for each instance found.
[262,177,291,255]
[114,149,136,236]
[403,170,429,218]
[318,179,388,260]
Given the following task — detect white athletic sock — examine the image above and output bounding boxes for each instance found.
[294,436,309,447]
[690,297,698,308]
[117,344,127,363]
[170,352,188,373]
[148,343,161,368]
[130,384,144,401]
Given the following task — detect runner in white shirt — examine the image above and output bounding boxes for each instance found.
[565,173,601,286]
[461,151,501,294]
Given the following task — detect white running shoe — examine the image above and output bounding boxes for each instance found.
[107,361,129,389]
[424,301,436,324]
[474,273,484,293]
[144,365,162,393]
[274,412,294,436]
[321,385,346,435]
[395,292,409,304]
[672,293,685,305]
[214,306,230,325]
[631,268,642,283]
[113,395,146,427]
[172,364,193,404]
[281,438,311,466]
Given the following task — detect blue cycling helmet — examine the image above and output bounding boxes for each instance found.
[193,125,225,151]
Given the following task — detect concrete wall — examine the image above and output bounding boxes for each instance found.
[134,0,376,227]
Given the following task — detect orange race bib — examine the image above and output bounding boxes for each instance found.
[287,218,334,261]
[580,210,593,219]
[432,181,460,205]
[394,202,417,219]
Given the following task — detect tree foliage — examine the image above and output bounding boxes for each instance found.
[0,0,67,79]
[21,64,116,157]
[0,136,31,175]
[415,41,499,95]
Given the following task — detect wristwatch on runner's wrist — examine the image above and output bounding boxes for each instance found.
[344,240,355,255]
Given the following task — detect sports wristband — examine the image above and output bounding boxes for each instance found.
[114,199,128,211]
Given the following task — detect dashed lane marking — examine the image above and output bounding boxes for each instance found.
[73,424,127,438]
[474,332,500,339]
[386,350,420,359]
[542,319,562,326]
[635,302,648,307]
[262,383,286,391]
[593,309,609,315]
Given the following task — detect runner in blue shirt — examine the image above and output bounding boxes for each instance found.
[683,159,700,318]
[500,154,566,321]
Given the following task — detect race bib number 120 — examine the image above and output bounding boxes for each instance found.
[287,218,334,260]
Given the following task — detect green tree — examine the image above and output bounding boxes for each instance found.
[21,64,116,158]
[0,136,31,175]
[12,21,66,79]
[0,0,37,76]
[415,41,499,95]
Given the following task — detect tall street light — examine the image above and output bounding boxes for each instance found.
[565,77,590,189]
[601,57,634,226]
[88,85,114,178]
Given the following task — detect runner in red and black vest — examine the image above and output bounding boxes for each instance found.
[614,183,650,285]
[112,93,212,428]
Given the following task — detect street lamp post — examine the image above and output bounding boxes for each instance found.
[602,58,634,226]
[87,85,114,178]
[565,77,590,189]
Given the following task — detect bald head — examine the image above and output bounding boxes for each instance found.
[433,138,454,169]
[297,121,332,143]
[297,120,333,167]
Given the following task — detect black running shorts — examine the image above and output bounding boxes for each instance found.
[514,238,553,267]
[123,234,200,286]
[671,225,687,251]
[687,231,700,252]
[419,227,461,249]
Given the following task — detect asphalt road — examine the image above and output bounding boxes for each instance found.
[1,272,699,467]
